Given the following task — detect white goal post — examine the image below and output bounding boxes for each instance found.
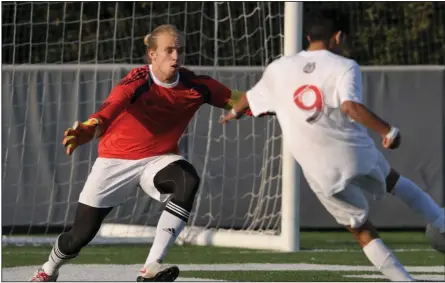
[2,2,303,251]
[280,1,303,252]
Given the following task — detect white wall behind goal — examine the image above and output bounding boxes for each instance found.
[2,65,444,235]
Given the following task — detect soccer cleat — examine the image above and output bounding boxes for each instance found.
[29,268,59,282]
[425,223,445,254]
[136,261,180,282]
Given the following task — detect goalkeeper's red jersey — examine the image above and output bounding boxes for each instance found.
[89,65,232,160]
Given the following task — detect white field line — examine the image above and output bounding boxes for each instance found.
[343,274,445,281]
[1,248,435,255]
[2,263,444,282]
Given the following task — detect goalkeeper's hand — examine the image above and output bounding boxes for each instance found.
[62,118,101,155]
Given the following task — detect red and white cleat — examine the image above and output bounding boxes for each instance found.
[29,268,59,282]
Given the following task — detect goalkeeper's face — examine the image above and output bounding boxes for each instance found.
[149,33,185,80]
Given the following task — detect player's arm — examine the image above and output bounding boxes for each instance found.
[338,63,400,149]
[194,75,253,115]
[88,83,136,134]
[228,91,251,118]
[225,89,249,110]
[63,81,136,155]
[221,64,275,123]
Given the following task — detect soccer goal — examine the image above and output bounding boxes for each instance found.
[2,2,302,251]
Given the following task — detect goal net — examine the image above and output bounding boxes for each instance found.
[2,1,298,251]
[4,1,442,251]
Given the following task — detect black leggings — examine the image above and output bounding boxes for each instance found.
[58,159,200,256]
[58,203,112,255]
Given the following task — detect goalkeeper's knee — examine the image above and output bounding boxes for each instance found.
[154,160,201,214]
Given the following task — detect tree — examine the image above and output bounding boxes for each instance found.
[2,2,444,65]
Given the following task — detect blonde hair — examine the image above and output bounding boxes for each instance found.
[144,24,184,63]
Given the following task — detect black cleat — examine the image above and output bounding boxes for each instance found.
[136,263,180,282]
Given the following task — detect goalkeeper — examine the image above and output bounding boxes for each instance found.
[30,24,252,282]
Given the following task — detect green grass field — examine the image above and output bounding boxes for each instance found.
[3,231,444,281]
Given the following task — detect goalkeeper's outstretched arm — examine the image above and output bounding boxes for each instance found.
[87,83,136,136]
[62,78,138,155]
[189,73,255,116]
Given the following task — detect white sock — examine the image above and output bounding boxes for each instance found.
[363,238,414,281]
[145,202,188,266]
[42,236,78,276]
[393,176,444,232]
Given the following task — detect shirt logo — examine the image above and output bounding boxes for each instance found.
[303,62,316,73]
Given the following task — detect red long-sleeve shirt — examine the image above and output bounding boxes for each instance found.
[89,66,234,160]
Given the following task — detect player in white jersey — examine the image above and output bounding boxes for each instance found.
[220,9,445,282]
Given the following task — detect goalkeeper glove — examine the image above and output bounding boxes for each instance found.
[62,118,101,155]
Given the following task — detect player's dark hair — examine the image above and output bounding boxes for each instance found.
[306,8,349,42]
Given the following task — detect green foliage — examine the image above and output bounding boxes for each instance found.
[2,2,444,65]
[346,2,445,65]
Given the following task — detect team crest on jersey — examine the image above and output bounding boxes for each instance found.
[303,62,316,73]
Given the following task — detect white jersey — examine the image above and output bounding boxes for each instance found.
[246,50,383,196]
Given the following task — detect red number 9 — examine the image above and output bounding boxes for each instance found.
[293,85,324,123]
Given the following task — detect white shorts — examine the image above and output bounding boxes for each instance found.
[78,154,185,208]
[308,151,390,229]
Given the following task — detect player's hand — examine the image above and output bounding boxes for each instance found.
[62,118,100,155]
[219,108,243,124]
[382,127,401,150]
